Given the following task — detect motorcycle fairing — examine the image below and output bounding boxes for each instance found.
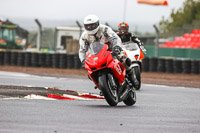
[85,44,126,88]
[121,43,145,61]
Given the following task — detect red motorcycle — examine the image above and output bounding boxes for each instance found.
[84,42,136,106]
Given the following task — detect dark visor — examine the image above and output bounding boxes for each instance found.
[84,22,99,31]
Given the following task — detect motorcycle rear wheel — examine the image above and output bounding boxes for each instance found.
[123,90,136,106]
[98,74,118,106]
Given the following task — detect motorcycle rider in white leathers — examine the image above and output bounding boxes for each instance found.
[79,14,139,88]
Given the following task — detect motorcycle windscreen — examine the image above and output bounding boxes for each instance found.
[88,41,105,55]
[122,43,138,51]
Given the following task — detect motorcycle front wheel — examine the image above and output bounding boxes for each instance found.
[98,74,118,106]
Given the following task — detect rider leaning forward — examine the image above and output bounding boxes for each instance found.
[79,14,139,88]
[117,22,146,54]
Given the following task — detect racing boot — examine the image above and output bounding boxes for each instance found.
[126,68,139,88]
[115,48,139,88]
[119,54,139,88]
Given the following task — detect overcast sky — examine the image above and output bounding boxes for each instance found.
[0,0,186,32]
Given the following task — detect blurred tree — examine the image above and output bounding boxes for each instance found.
[159,0,200,37]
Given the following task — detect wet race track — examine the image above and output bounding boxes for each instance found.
[0,71,200,133]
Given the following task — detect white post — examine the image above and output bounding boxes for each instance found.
[36,29,41,50]
[153,25,160,57]
[35,19,42,51]
[123,0,127,22]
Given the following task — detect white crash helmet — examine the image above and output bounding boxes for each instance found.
[84,15,100,35]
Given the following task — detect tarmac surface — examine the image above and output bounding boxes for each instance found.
[0,70,200,133]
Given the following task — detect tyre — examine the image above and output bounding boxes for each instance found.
[98,74,118,106]
[142,57,149,72]
[134,66,141,90]
[149,57,158,72]
[123,90,136,106]
[157,58,166,72]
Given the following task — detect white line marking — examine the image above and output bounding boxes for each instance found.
[24,94,56,100]
[63,94,92,100]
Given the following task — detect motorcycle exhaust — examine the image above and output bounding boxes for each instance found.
[120,87,129,101]
[117,80,130,101]
[118,80,127,94]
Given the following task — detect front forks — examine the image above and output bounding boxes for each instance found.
[107,72,133,102]
[107,73,117,90]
